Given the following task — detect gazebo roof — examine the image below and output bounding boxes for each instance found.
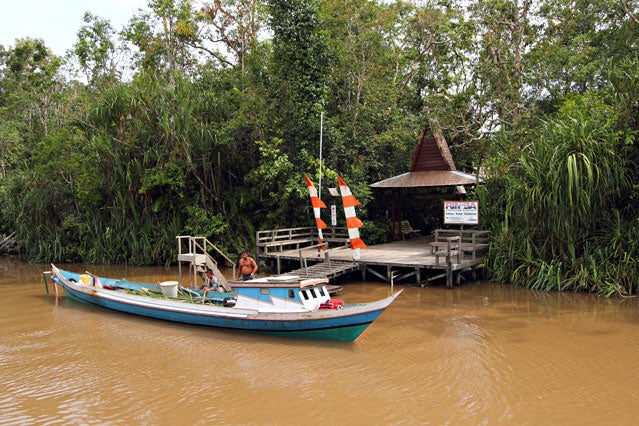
[370,170,477,188]
[370,126,477,189]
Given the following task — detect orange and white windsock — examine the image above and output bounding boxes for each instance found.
[337,175,367,260]
[305,175,327,252]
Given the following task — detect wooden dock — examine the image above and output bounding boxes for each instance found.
[256,228,488,288]
[283,260,360,280]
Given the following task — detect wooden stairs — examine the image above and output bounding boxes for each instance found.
[176,236,236,291]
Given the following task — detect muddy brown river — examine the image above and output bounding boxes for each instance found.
[1,257,638,425]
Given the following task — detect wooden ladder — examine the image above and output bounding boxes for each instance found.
[176,235,235,291]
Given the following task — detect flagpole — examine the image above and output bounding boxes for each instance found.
[319,111,323,199]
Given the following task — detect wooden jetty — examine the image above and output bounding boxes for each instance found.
[284,260,360,280]
[256,227,489,288]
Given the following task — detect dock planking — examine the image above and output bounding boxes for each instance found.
[284,260,360,280]
[257,230,487,288]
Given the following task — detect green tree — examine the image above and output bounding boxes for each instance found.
[195,0,265,72]
[0,38,64,139]
[71,12,121,88]
[122,0,198,75]
[268,0,332,155]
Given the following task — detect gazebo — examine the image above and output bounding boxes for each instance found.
[370,126,478,240]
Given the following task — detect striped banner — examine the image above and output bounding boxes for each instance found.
[337,175,367,260]
[305,176,327,253]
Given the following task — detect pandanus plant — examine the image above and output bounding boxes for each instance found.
[481,99,637,296]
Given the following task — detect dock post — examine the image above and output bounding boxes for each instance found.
[42,272,50,294]
[446,254,453,289]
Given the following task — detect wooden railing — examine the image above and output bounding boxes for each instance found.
[256,227,349,255]
[430,228,491,260]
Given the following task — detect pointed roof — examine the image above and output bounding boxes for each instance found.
[410,126,456,172]
[370,127,477,189]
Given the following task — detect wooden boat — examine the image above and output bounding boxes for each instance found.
[47,265,401,341]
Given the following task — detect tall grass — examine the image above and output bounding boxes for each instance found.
[481,96,638,296]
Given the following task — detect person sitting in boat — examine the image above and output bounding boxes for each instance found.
[237,251,258,281]
[200,269,222,292]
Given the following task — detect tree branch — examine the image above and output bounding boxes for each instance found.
[622,0,639,24]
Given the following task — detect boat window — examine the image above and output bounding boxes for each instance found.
[260,288,270,295]
[310,288,317,298]
[301,291,309,300]
[319,287,326,297]
[288,289,294,298]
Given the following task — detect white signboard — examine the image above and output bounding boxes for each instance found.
[331,205,337,226]
[444,200,479,225]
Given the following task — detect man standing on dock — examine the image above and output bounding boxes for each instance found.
[237,251,258,280]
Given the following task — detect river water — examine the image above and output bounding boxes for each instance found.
[1,256,639,425]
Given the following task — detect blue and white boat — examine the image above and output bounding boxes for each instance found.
[47,265,401,341]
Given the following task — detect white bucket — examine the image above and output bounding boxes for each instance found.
[159,281,179,298]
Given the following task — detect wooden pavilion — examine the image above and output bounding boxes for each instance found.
[370,126,478,240]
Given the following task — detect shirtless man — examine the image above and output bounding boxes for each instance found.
[237,251,258,281]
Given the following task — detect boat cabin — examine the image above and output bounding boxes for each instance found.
[230,276,334,312]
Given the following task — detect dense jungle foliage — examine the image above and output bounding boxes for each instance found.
[1,0,639,296]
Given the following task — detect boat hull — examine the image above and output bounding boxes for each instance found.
[51,267,400,342]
